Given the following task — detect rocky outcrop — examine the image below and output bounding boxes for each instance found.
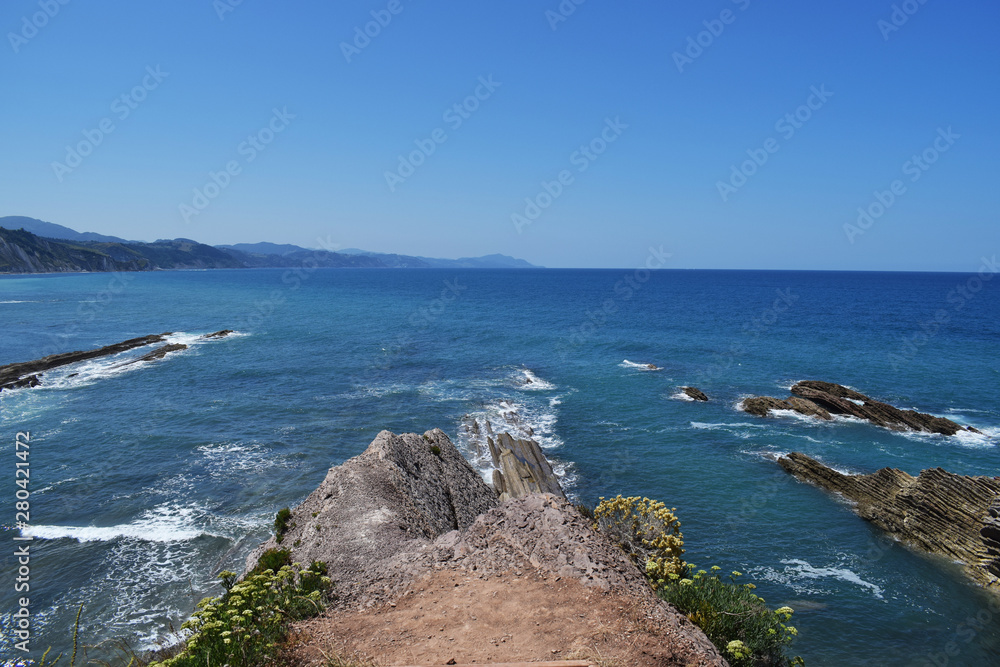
[682,386,709,402]
[251,430,727,665]
[488,432,565,501]
[0,330,233,391]
[246,429,499,601]
[0,333,170,391]
[742,380,978,436]
[778,452,1000,592]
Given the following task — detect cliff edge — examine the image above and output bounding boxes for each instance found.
[248,429,726,666]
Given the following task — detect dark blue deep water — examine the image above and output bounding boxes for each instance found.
[1,268,998,665]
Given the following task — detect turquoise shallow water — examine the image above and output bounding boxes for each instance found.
[1,268,998,665]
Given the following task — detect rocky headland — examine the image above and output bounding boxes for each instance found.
[778,452,1000,593]
[247,429,727,666]
[743,380,980,436]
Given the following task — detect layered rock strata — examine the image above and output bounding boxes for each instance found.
[487,431,565,501]
[779,451,1000,592]
[744,380,979,436]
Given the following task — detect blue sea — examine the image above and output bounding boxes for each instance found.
[1,268,998,666]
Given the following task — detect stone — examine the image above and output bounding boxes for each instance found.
[682,386,709,402]
[779,451,1000,593]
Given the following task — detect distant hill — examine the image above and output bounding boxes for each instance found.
[0,216,135,244]
[337,248,537,269]
[0,228,244,273]
[0,217,540,273]
[217,242,310,256]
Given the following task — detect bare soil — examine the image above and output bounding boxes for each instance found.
[283,568,721,667]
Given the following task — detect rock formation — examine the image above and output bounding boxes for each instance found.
[0,330,233,391]
[487,431,565,501]
[248,430,726,665]
[682,386,709,401]
[743,380,978,436]
[246,429,499,601]
[778,452,1000,592]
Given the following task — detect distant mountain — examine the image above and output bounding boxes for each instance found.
[0,216,135,244]
[0,217,540,273]
[217,242,309,256]
[0,229,244,273]
[336,248,538,269]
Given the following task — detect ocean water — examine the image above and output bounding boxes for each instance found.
[0,268,998,666]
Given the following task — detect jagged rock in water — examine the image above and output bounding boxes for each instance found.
[245,429,498,598]
[487,432,565,501]
[984,498,1000,580]
[778,451,1000,592]
[682,386,709,402]
[120,343,188,365]
[742,396,793,417]
[0,333,171,391]
[790,381,978,435]
[785,396,832,420]
[202,329,234,339]
[742,380,978,436]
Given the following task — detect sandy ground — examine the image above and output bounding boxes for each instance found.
[282,568,722,667]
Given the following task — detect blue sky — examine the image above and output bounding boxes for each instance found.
[1,0,997,269]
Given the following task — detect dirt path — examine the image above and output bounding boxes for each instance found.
[284,568,721,666]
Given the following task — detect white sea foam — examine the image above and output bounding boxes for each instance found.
[620,359,661,371]
[517,368,556,390]
[778,559,884,599]
[691,421,765,430]
[24,504,217,543]
[0,300,39,304]
[672,391,696,402]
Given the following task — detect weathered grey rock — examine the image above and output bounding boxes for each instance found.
[741,396,792,417]
[779,451,1000,592]
[790,381,979,435]
[682,386,709,402]
[742,380,978,436]
[785,396,832,420]
[120,343,188,365]
[0,333,171,392]
[488,432,565,501]
[245,429,498,599]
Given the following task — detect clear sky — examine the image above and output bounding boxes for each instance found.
[1,0,997,270]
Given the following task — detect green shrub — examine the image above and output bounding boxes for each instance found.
[429,445,441,456]
[274,507,293,543]
[659,566,803,667]
[593,494,685,589]
[252,547,292,575]
[151,561,333,667]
